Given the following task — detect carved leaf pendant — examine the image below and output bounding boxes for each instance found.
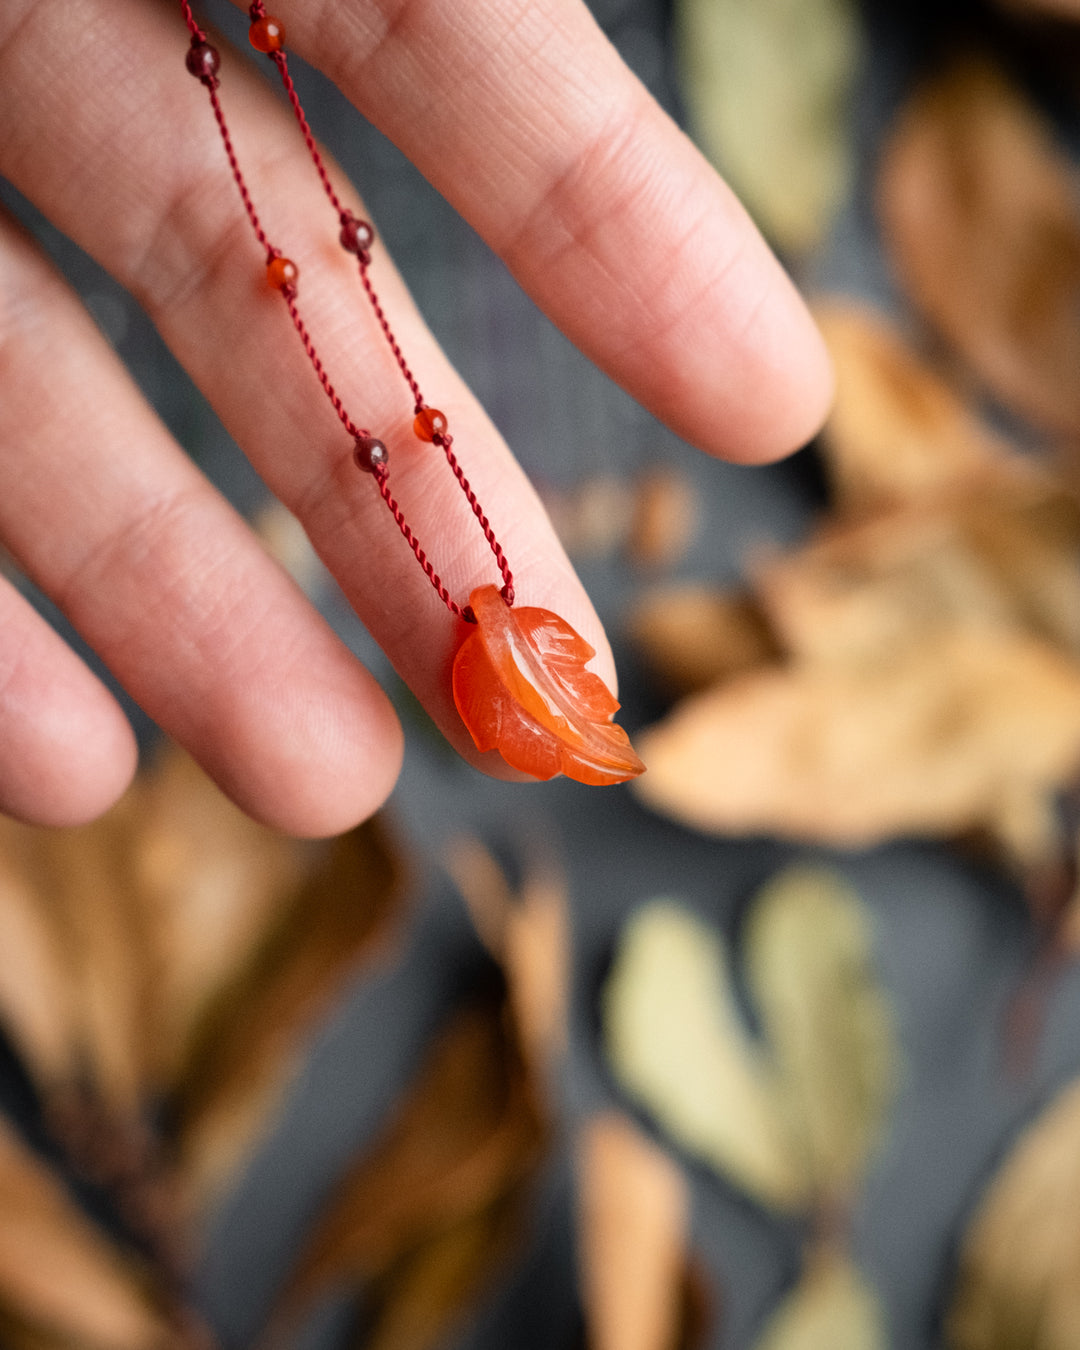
[453,586,646,786]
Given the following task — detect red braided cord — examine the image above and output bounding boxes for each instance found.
[439,437,515,603]
[183,3,514,619]
[371,468,470,620]
[284,296,362,438]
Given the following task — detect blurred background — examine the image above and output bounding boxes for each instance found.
[2,0,1080,1347]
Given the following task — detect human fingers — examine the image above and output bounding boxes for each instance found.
[0,207,403,835]
[240,0,835,463]
[1,0,604,789]
[0,572,137,827]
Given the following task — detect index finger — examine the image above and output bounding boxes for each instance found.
[257,0,833,462]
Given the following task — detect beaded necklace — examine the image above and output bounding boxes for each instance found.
[180,2,644,785]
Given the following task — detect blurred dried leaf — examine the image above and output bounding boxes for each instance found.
[357,1196,527,1350]
[603,876,895,1215]
[267,993,546,1349]
[0,820,84,1100]
[627,587,780,696]
[752,1249,886,1350]
[0,1118,185,1350]
[745,869,897,1205]
[947,1076,1080,1350]
[677,0,859,253]
[628,470,699,571]
[878,56,1080,437]
[812,303,1013,516]
[131,746,310,1089]
[635,630,1080,851]
[541,477,635,561]
[578,1112,702,1350]
[172,820,404,1214]
[446,836,569,1070]
[603,901,808,1210]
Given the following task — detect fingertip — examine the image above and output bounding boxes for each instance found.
[0,686,139,830]
[194,668,406,840]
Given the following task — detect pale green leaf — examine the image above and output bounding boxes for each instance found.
[676,0,860,253]
[753,1249,887,1350]
[745,867,899,1204]
[603,901,808,1210]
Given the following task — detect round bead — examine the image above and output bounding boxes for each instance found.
[413,407,448,442]
[185,41,220,84]
[339,215,375,257]
[266,256,298,292]
[249,15,285,52]
[354,436,389,473]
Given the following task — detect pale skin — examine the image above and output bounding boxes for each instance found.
[0,0,833,835]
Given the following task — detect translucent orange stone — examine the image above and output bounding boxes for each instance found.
[453,585,646,786]
[249,15,285,53]
[413,407,448,442]
[266,256,298,291]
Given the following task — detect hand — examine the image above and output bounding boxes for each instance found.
[0,0,832,834]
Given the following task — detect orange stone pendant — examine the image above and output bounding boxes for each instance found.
[453,585,646,786]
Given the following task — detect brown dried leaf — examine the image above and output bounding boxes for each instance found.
[173,819,404,1214]
[634,630,1080,852]
[628,470,700,571]
[577,1113,700,1350]
[268,994,546,1346]
[541,477,636,561]
[878,56,1080,437]
[131,746,310,1089]
[0,820,84,1099]
[756,475,1080,670]
[445,837,569,1070]
[812,303,1013,515]
[0,1118,183,1350]
[947,1076,1080,1350]
[627,586,781,696]
[358,1195,529,1350]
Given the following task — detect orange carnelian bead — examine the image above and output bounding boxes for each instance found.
[249,15,285,53]
[266,256,298,291]
[413,407,448,442]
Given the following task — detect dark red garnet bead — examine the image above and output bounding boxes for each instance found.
[354,436,389,474]
[339,214,375,258]
[185,41,221,85]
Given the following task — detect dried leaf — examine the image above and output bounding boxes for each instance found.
[453,585,645,786]
[812,302,1013,516]
[947,1076,1080,1350]
[627,586,780,696]
[752,1249,886,1350]
[445,836,569,1070]
[677,0,859,253]
[634,631,1080,853]
[0,820,83,1098]
[358,1196,528,1350]
[173,820,404,1214]
[0,1118,183,1350]
[603,901,808,1210]
[744,869,897,1205]
[131,746,310,1089]
[627,470,699,571]
[268,994,545,1346]
[577,1113,700,1350]
[541,477,635,561]
[878,56,1080,437]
